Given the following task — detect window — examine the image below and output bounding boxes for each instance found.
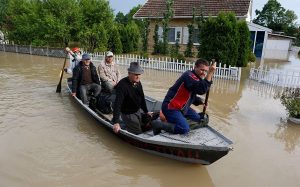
[183,27,200,45]
[193,29,200,44]
[168,28,176,43]
[158,27,182,44]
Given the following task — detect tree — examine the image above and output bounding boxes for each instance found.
[119,22,140,53]
[108,25,122,54]
[0,0,8,29]
[79,23,108,52]
[253,0,298,34]
[153,24,161,54]
[79,0,114,27]
[185,8,196,58]
[115,12,127,25]
[37,0,81,46]
[161,0,173,55]
[199,12,239,66]
[142,18,150,52]
[237,21,251,67]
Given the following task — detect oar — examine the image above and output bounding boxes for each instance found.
[56,53,68,93]
[202,59,215,114]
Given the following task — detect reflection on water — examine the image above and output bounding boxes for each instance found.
[1,51,300,187]
[270,119,300,153]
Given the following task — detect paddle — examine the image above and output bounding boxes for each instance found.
[202,59,215,114]
[56,52,68,93]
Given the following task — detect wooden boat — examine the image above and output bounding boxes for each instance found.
[67,79,233,164]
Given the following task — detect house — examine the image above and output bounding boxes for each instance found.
[264,33,296,60]
[134,0,254,55]
[134,0,294,61]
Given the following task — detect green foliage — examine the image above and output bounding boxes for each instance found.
[2,0,114,48]
[185,8,195,58]
[295,31,300,47]
[140,52,149,58]
[184,24,194,57]
[161,0,174,55]
[237,21,251,67]
[176,53,186,62]
[119,22,140,53]
[170,31,183,60]
[79,0,113,26]
[280,89,300,118]
[0,0,8,29]
[79,23,108,52]
[142,18,150,53]
[253,0,298,35]
[108,25,122,54]
[199,12,239,66]
[196,6,205,58]
[248,52,256,62]
[115,12,127,24]
[153,24,161,54]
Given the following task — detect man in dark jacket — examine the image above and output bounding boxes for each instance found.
[72,53,101,105]
[111,62,152,135]
[154,58,216,135]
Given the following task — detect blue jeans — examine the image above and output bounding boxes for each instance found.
[79,83,101,105]
[162,106,201,134]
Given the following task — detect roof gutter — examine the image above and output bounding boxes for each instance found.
[133,15,247,19]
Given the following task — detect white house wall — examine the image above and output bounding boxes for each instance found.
[265,39,291,60]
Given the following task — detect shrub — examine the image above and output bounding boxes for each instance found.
[237,21,251,67]
[248,52,256,62]
[280,88,300,118]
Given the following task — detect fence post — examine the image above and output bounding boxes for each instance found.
[3,44,5,52]
[30,45,32,54]
[238,67,242,80]
[15,44,18,53]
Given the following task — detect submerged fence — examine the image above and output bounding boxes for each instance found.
[249,65,300,88]
[0,44,66,57]
[0,44,241,80]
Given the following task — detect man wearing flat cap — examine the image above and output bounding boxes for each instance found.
[97,51,120,93]
[111,62,152,135]
[72,53,101,106]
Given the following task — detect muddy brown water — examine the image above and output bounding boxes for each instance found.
[0,51,300,187]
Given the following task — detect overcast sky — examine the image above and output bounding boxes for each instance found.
[108,0,300,23]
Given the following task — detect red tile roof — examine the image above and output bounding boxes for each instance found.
[134,0,251,18]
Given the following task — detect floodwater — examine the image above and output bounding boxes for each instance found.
[0,51,300,187]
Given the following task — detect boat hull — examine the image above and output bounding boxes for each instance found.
[66,79,232,164]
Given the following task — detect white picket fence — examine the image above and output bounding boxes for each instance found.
[249,66,300,88]
[90,52,241,81]
[0,44,241,80]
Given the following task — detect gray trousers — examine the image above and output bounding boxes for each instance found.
[121,110,146,135]
[79,83,101,105]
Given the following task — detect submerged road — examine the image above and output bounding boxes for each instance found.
[0,51,300,187]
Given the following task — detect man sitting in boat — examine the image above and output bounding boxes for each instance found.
[71,53,101,106]
[97,51,120,93]
[111,62,153,135]
[154,59,216,135]
[65,47,82,74]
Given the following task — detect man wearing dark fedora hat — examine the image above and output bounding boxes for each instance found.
[111,62,152,135]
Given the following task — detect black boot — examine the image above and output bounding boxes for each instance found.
[152,120,175,135]
[89,96,97,111]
